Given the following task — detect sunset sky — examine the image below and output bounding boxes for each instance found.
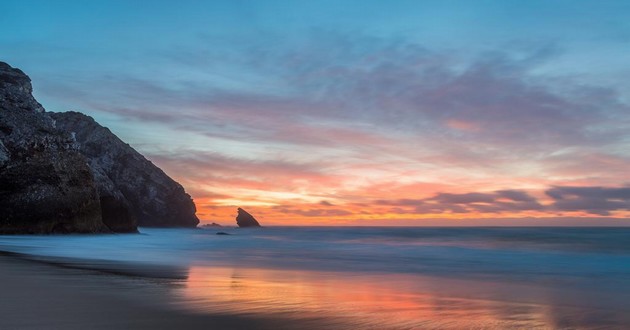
[2,0,630,225]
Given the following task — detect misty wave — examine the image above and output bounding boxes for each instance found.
[0,227,629,283]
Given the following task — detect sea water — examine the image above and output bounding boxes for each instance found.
[1,226,629,329]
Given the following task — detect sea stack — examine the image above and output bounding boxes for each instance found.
[236,208,261,227]
[0,61,199,233]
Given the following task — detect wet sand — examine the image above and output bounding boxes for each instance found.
[0,255,328,330]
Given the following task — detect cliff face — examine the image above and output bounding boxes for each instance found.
[0,62,106,234]
[0,61,199,233]
[50,112,199,228]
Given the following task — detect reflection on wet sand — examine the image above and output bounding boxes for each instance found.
[176,266,629,329]
[2,227,628,329]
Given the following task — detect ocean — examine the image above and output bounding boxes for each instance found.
[1,226,629,329]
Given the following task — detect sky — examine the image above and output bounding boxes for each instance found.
[1,0,630,226]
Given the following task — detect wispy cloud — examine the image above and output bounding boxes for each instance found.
[19,28,630,224]
[373,186,630,217]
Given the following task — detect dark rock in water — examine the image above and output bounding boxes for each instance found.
[51,112,199,228]
[0,61,199,233]
[0,62,106,234]
[236,208,261,227]
[215,232,230,235]
[202,222,223,227]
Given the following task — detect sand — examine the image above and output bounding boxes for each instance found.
[0,255,307,330]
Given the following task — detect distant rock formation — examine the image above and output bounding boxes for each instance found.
[236,208,261,227]
[0,61,199,233]
[51,112,199,228]
[202,222,223,227]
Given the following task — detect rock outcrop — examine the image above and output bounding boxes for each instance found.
[0,61,199,233]
[202,222,223,227]
[0,62,106,234]
[51,112,199,228]
[236,208,261,227]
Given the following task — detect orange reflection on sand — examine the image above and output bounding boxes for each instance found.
[177,266,553,329]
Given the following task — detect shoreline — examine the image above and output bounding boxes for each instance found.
[0,250,189,280]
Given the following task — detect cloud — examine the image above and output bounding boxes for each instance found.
[238,184,630,220]
[495,190,538,202]
[40,36,628,191]
[272,205,352,217]
[42,32,629,155]
[376,186,630,216]
[376,189,543,214]
[546,186,630,215]
[431,192,497,204]
[29,31,630,220]
[144,150,348,204]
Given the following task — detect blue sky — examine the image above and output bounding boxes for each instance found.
[2,0,630,224]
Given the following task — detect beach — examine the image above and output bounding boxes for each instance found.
[1,227,630,329]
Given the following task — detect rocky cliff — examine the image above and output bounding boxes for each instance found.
[0,62,106,233]
[51,112,199,228]
[0,61,199,233]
